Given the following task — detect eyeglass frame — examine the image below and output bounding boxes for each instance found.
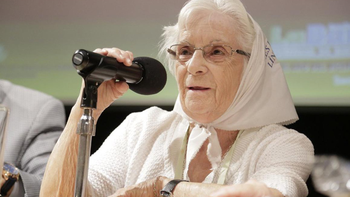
[167,43,251,63]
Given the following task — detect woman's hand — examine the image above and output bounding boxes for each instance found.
[108,176,170,197]
[106,178,283,197]
[209,180,284,197]
[74,47,134,120]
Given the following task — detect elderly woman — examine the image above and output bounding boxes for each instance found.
[40,0,314,196]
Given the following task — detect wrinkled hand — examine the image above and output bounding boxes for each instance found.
[75,47,134,120]
[210,179,283,197]
[108,177,169,197]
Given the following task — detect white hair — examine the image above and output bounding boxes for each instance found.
[158,0,255,75]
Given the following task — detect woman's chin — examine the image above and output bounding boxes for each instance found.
[184,108,216,124]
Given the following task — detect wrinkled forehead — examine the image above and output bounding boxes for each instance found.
[178,9,239,45]
[179,9,234,29]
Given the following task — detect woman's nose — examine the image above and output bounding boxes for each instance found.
[186,50,208,75]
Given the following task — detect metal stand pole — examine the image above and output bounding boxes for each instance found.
[74,108,95,197]
[73,82,99,197]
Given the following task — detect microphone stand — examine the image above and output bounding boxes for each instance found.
[70,49,166,196]
[74,80,100,197]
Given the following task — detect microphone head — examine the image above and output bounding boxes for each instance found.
[129,57,167,95]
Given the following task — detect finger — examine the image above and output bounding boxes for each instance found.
[112,81,129,96]
[93,48,108,55]
[125,50,134,60]
[99,80,129,101]
[120,50,134,66]
[104,48,133,66]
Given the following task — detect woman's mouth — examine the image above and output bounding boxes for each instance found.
[188,86,210,91]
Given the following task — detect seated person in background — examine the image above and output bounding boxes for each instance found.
[0,79,65,197]
[40,0,314,196]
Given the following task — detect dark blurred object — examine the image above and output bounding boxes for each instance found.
[312,155,350,197]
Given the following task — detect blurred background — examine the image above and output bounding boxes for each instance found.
[1,0,349,196]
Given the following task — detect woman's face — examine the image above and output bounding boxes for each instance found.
[175,10,245,124]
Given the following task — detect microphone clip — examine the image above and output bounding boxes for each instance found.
[81,80,101,109]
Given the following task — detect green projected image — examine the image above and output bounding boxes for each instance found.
[269,22,350,105]
[0,21,180,105]
[0,0,349,106]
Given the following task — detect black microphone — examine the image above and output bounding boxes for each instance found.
[72,49,167,95]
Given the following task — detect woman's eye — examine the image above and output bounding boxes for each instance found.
[179,48,191,55]
[212,49,224,55]
[210,47,227,56]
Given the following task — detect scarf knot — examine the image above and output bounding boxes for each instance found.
[183,123,222,179]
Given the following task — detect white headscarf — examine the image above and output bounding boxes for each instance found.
[173,15,298,174]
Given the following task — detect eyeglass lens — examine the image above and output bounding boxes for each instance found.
[170,44,232,63]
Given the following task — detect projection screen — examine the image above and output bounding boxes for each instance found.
[0,0,349,106]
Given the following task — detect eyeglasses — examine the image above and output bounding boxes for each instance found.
[167,43,250,63]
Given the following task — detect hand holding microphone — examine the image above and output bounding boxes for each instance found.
[72,48,167,95]
[72,48,167,114]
